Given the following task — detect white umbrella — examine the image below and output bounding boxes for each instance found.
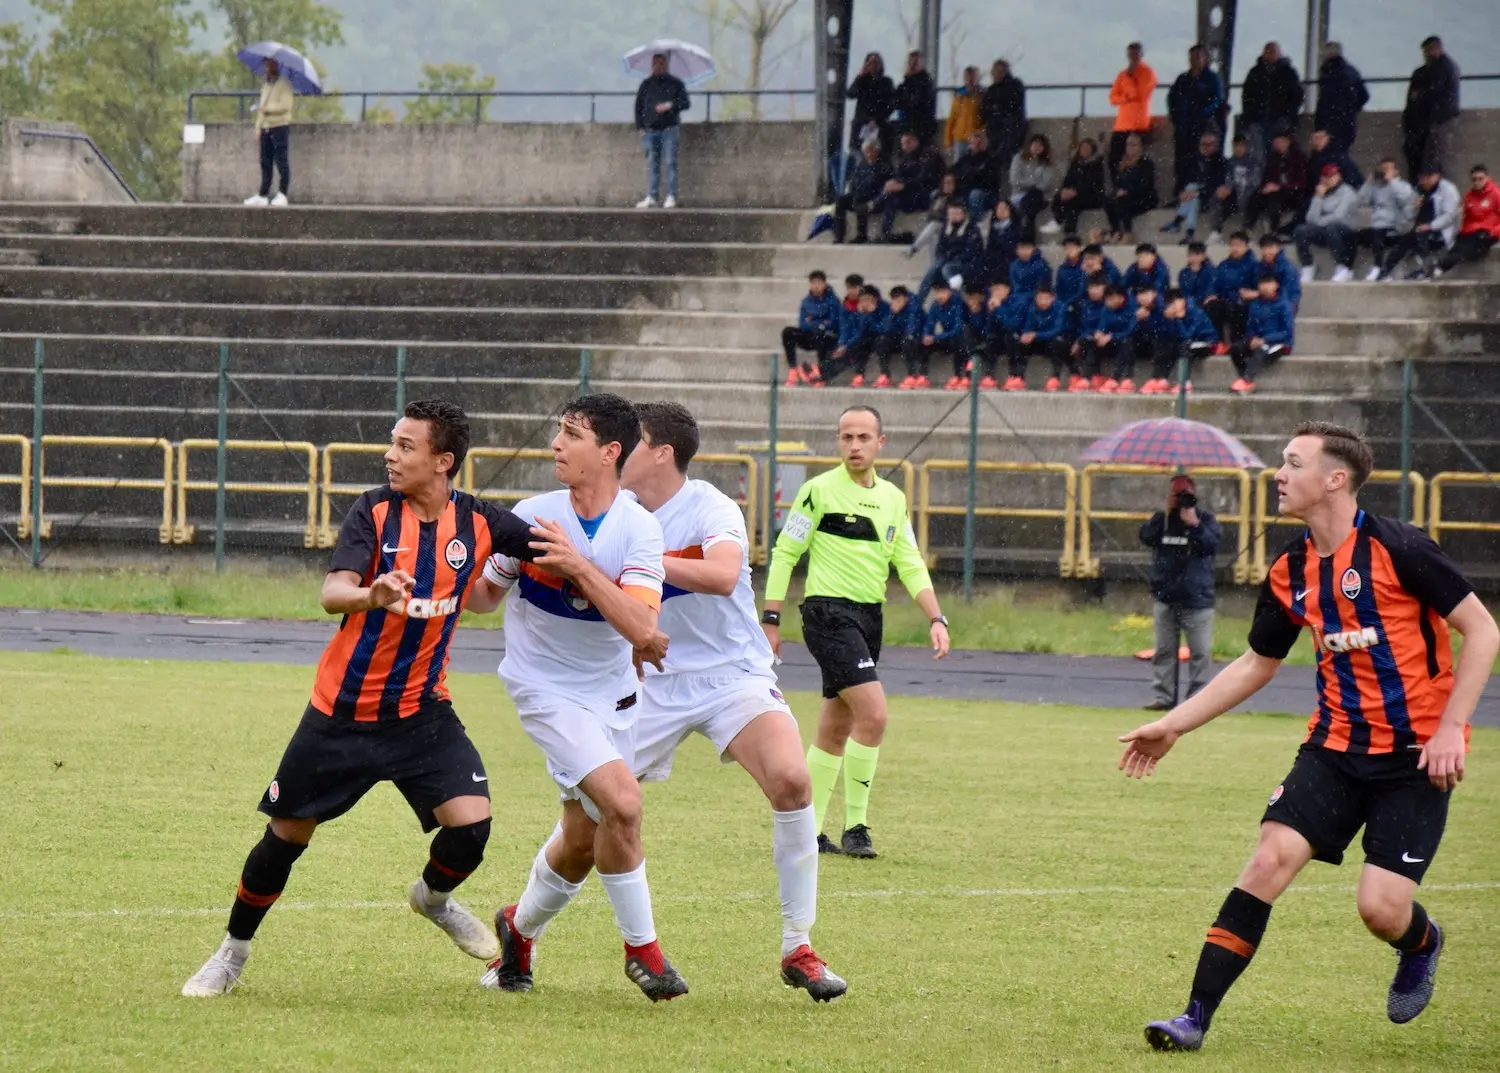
[622,39,717,87]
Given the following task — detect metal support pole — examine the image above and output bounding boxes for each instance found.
[813,0,855,203]
[1176,354,1191,419]
[30,339,42,567]
[766,352,780,557]
[395,346,407,417]
[918,0,943,84]
[962,367,979,602]
[1197,0,1239,127]
[1399,357,1414,524]
[215,343,229,574]
[578,349,592,395]
[1304,0,1331,116]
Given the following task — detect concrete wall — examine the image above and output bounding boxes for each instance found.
[181,121,817,208]
[0,119,135,204]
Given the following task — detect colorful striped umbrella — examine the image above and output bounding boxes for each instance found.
[1081,417,1264,470]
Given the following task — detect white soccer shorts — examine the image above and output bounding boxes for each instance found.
[511,687,637,823]
[633,672,795,783]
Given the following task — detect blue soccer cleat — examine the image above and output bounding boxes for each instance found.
[1145,1000,1207,1052]
[1388,921,1443,1024]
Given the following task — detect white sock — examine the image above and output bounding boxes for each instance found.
[773,806,818,957]
[513,828,585,940]
[598,862,657,946]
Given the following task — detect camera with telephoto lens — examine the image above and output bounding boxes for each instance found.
[1176,491,1198,509]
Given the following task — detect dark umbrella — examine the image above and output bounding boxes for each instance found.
[1082,417,1264,470]
[237,41,324,96]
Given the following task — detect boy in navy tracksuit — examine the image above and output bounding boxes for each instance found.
[1148,288,1219,394]
[872,284,920,388]
[1007,284,1072,391]
[1212,230,1258,346]
[983,278,1030,388]
[1177,241,1218,312]
[1122,243,1171,295]
[781,269,842,385]
[1053,235,1088,312]
[952,282,991,390]
[1071,273,1111,390]
[912,277,967,389]
[827,284,889,386]
[1231,271,1295,395]
[1128,282,1173,395]
[1009,237,1052,297]
[1081,243,1123,288]
[1090,285,1139,392]
[1256,233,1301,311]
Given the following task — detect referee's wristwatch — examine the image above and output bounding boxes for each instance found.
[930,615,949,627]
[761,610,781,626]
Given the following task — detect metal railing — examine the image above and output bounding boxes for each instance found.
[1427,472,1500,545]
[175,439,320,548]
[187,73,1499,125]
[0,434,32,540]
[758,456,917,564]
[13,128,137,202]
[37,436,173,544]
[918,460,1077,577]
[319,443,391,547]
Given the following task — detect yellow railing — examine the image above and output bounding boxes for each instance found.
[1251,468,1426,581]
[1428,472,1500,544]
[319,442,391,547]
[758,456,917,563]
[461,447,558,505]
[1077,464,1255,583]
[175,439,319,547]
[918,460,1078,576]
[38,436,173,544]
[0,434,31,540]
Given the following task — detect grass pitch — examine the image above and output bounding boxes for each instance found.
[1,651,1497,1072]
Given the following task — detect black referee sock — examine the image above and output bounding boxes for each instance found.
[227,825,308,941]
[1390,902,1433,954]
[421,819,491,895]
[1188,887,1273,1029]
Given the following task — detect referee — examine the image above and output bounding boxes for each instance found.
[761,405,950,859]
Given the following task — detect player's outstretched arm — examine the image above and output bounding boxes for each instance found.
[321,568,413,615]
[1118,649,1281,778]
[662,541,741,597]
[1420,593,1499,790]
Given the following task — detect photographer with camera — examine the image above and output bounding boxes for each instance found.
[1139,475,1222,710]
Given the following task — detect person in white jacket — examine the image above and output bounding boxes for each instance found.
[1293,164,1361,281]
[1355,159,1416,280]
[1378,166,1461,281]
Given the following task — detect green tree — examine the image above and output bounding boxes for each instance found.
[33,0,211,201]
[0,20,43,117]
[205,0,347,122]
[402,61,495,122]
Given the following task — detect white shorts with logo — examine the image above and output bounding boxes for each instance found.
[634,672,795,783]
[509,685,637,823]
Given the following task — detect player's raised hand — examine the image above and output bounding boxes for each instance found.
[1117,719,1179,779]
[367,570,414,611]
[529,518,587,578]
[930,620,950,660]
[632,629,670,678]
[1417,723,1466,791]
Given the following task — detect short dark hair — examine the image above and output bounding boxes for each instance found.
[1105,285,1126,299]
[1229,230,1250,243]
[1163,288,1185,303]
[1127,41,1142,52]
[859,283,881,300]
[1186,240,1207,255]
[808,270,827,282]
[1232,134,1248,145]
[845,273,865,288]
[1063,234,1082,247]
[1035,283,1054,296]
[840,404,882,432]
[963,281,987,297]
[562,393,640,475]
[1473,163,1489,175]
[635,401,699,474]
[1082,243,1104,258]
[1422,35,1442,49]
[932,276,953,291]
[1293,421,1373,491]
[988,277,1011,290]
[1136,242,1157,255]
[889,284,911,299]
[1086,272,1108,287]
[1133,282,1157,294]
[403,398,470,479]
[1017,235,1036,247]
[1258,233,1281,247]
[1258,269,1280,284]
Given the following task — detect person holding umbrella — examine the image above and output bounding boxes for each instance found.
[1139,475,1221,711]
[244,57,294,206]
[634,53,692,209]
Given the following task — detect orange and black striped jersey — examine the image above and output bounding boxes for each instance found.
[1249,511,1474,754]
[310,486,534,723]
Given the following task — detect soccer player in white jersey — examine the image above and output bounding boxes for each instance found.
[480,401,848,1002]
[466,393,688,1002]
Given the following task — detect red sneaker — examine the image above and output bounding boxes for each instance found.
[1213,342,1230,356]
[915,375,931,388]
[1138,379,1163,395]
[783,370,799,387]
[898,375,916,389]
[944,376,963,391]
[1068,375,1091,392]
[1237,379,1257,395]
[1098,378,1119,394]
[979,376,999,390]
[624,940,689,1002]
[1116,378,1137,394]
[479,904,534,992]
[873,374,892,388]
[1229,377,1249,393]
[780,945,848,1003]
[957,377,971,390]
[1043,376,1061,392]
[1003,376,1026,391]
[1091,375,1107,390]
[850,374,865,387]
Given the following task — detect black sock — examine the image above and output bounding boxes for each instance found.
[1188,887,1273,1029]
[226,825,308,941]
[1390,901,1432,954]
[421,819,491,894]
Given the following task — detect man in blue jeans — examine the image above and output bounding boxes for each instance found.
[634,54,690,209]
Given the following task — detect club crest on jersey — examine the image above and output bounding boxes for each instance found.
[268,779,280,803]
[1340,567,1362,600]
[445,537,468,570]
[769,687,785,704]
[560,580,593,614]
[1268,783,1283,806]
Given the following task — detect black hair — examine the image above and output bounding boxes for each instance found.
[1229,230,1250,243]
[1085,272,1108,287]
[1135,242,1157,256]
[1132,281,1157,294]
[989,277,1011,290]
[808,270,827,282]
[1105,285,1126,299]
[1082,243,1104,258]
[635,401,699,474]
[1473,163,1489,174]
[1063,234,1082,246]
[932,276,953,291]
[1258,269,1280,284]
[1421,35,1442,49]
[1034,284,1054,297]
[963,281,987,297]
[1232,134,1248,145]
[1017,235,1036,247]
[403,398,470,479]
[1163,288,1186,304]
[859,283,882,300]
[889,284,911,299]
[845,273,865,288]
[1258,233,1281,247]
[562,393,640,475]
[1186,240,1207,255]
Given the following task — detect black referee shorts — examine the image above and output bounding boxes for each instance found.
[258,701,490,833]
[1262,742,1451,883]
[801,596,884,699]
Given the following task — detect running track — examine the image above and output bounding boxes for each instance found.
[3,608,1497,726]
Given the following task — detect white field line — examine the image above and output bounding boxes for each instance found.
[2,882,1498,923]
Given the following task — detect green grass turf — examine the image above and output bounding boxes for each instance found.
[1,652,1497,1072]
[0,562,1300,664]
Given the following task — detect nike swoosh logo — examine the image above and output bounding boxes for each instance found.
[471,772,487,782]
[854,779,870,787]
[382,543,408,555]
[1401,852,1425,864]
[1293,590,1308,602]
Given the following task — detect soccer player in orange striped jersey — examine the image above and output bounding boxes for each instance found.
[467,394,689,1002]
[1118,422,1498,1051]
[182,399,538,998]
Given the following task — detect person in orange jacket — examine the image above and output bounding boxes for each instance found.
[1435,164,1500,277]
[1109,42,1158,180]
[945,65,984,162]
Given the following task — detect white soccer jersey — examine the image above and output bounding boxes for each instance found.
[649,478,775,678]
[484,488,665,722]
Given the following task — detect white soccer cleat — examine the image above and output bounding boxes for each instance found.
[242,194,269,207]
[1300,265,1317,283]
[662,195,678,209]
[409,880,500,960]
[636,196,658,209]
[1365,266,1382,282]
[181,938,248,997]
[270,192,289,207]
[1330,265,1354,283]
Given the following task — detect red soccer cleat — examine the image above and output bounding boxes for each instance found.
[479,904,534,993]
[850,374,865,387]
[624,940,689,1002]
[1043,376,1062,392]
[780,945,848,1003]
[873,374,892,388]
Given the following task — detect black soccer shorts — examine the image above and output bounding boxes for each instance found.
[258,701,490,832]
[1262,742,1451,882]
[800,596,884,699]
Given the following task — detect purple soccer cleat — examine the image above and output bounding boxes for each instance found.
[1145,1000,1207,1052]
[1388,921,1443,1024]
